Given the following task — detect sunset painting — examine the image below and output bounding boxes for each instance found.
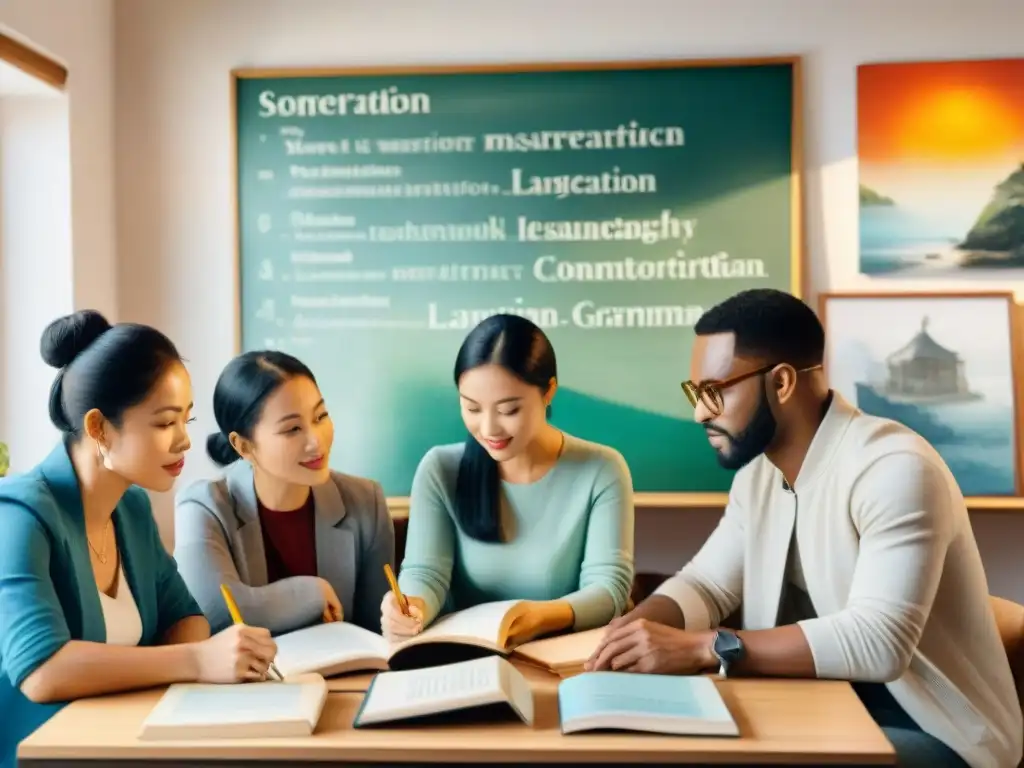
[858,59,1024,277]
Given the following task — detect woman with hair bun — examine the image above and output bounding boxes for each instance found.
[0,311,277,768]
[173,350,394,636]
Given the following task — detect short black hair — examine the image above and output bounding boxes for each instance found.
[207,350,317,466]
[694,289,824,368]
[453,313,557,543]
[41,310,182,438]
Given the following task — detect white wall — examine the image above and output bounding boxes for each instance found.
[113,0,1024,598]
[0,94,72,470]
[0,0,114,470]
[0,0,116,317]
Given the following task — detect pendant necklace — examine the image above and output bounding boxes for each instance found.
[88,519,112,564]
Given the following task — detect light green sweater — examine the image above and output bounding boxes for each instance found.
[398,433,635,631]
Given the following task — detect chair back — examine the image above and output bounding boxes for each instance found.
[990,595,1024,711]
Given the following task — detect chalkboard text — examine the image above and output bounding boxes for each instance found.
[426,299,704,330]
[258,87,431,117]
[510,167,655,198]
[518,210,692,245]
[533,252,766,283]
[484,122,684,152]
[368,217,507,243]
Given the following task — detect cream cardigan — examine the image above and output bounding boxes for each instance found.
[656,394,1022,768]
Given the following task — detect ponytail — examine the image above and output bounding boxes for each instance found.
[453,436,502,542]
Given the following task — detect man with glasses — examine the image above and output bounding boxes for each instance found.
[587,289,1020,768]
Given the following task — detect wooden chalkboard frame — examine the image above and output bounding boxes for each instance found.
[230,56,806,513]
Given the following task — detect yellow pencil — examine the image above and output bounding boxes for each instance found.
[383,564,411,617]
[220,583,283,681]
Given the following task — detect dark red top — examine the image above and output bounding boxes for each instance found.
[257,492,318,582]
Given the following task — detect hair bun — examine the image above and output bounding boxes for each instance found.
[40,310,112,369]
[206,432,240,467]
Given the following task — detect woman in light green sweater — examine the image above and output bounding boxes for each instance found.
[382,314,635,646]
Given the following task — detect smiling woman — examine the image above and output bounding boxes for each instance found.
[41,312,196,494]
[173,350,395,637]
[0,310,278,768]
[383,314,636,647]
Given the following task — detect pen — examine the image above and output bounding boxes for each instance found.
[220,583,284,682]
[383,564,411,617]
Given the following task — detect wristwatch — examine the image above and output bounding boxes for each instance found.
[712,629,746,678]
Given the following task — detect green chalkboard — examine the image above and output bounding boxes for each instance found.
[233,58,804,506]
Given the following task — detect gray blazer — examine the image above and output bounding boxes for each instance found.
[173,461,395,635]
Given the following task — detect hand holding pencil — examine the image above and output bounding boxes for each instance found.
[380,564,426,640]
[210,584,283,682]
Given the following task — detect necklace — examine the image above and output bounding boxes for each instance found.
[87,519,112,564]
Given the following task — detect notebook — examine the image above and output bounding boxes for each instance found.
[138,673,328,740]
[511,627,605,677]
[557,672,739,737]
[353,656,534,727]
[274,599,567,676]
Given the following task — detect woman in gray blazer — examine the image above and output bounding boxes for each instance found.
[173,351,395,635]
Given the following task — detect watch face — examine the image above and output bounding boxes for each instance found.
[715,630,742,656]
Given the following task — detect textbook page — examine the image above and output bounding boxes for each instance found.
[393,599,524,654]
[355,656,534,727]
[274,621,390,677]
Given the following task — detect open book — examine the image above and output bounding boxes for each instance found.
[558,672,739,737]
[353,656,534,727]
[139,673,328,740]
[274,599,551,677]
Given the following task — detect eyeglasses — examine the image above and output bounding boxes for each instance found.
[681,364,822,416]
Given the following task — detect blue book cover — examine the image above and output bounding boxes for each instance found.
[557,672,739,737]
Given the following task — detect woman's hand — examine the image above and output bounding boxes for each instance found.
[191,624,278,683]
[319,578,344,623]
[505,600,575,646]
[380,592,427,640]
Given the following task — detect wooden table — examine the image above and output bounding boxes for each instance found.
[18,662,894,766]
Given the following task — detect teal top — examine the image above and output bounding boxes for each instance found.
[0,443,203,768]
[397,434,635,630]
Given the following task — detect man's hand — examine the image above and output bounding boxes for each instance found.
[585,619,717,675]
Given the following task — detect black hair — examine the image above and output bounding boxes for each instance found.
[41,309,183,438]
[452,314,557,543]
[207,350,317,466]
[694,289,825,368]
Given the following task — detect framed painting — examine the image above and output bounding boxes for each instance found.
[857,58,1024,278]
[819,292,1022,498]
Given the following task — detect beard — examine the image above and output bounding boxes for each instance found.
[705,382,778,471]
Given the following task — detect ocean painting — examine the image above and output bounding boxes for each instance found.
[857,59,1024,278]
[822,294,1020,497]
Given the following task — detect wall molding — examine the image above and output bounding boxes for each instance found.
[0,32,67,90]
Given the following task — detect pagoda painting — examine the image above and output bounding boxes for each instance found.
[821,294,1020,497]
[877,316,981,405]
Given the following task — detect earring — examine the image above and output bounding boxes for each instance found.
[96,443,113,471]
